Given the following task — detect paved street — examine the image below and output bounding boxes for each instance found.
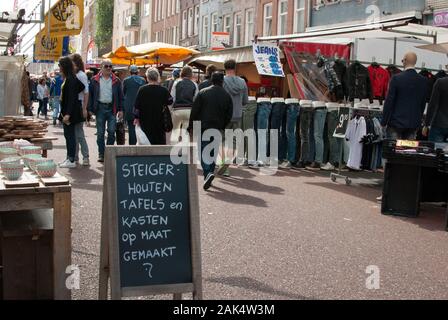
[49,124,448,300]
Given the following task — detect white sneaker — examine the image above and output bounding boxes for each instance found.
[280,161,292,169]
[82,159,90,166]
[321,162,335,171]
[59,159,76,168]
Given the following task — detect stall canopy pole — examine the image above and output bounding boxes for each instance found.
[393,37,397,65]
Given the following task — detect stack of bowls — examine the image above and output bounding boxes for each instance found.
[36,160,57,178]
[19,146,42,156]
[1,161,24,180]
[0,141,14,148]
[0,147,18,161]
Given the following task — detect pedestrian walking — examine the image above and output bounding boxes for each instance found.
[37,78,49,119]
[123,65,146,145]
[170,66,199,143]
[163,68,180,93]
[50,70,63,125]
[71,53,90,166]
[189,72,233,191]
[219,59,249,177]
[134,68,173,145]
[198,64,217,91]
[58,56,86,169]
[88,60,124,163]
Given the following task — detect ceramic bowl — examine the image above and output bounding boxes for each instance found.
[36,162,57,178]
[30,158,52,172]
[0,147,18,160]
[19,146,42,156]
[0,157,21,165]
[22,154,42,169]
[0,142,14,148]
[1,162,24,180]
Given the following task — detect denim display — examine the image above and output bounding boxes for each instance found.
[313,105,328,164]
[270,98,287,161]
[299,102,314,163]
[256,98,272,163]
[75,122,89,162]
[127,119,137,145]
[285,99,300,163]
[326,108,341,164]
[242,99,257,162]
[63,123,76,162]
[96,103,117,157]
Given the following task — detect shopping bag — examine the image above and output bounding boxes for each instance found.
[135,125,151,145]
[116,119,126,145]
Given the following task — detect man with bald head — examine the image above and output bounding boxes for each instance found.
[382,52,428,140]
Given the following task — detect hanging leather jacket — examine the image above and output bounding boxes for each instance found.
[345,62,373,102]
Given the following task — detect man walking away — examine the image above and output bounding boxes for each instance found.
[189,72,233,191]
[50,70,63,125]
[199,64,217,91]
[163,68,180,93]
[88,60,124,163]
[220,59,249,176]
[424,77,448,142]
[382,52,428,140]
[123,65,146,145]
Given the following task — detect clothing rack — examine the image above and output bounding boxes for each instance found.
[348,60,442,73]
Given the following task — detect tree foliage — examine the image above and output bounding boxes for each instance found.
[95,0,114,54]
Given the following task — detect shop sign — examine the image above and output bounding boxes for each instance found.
[211,32,230,51]
[434,10,448,27]
[44,0,84,37]
[253,43,285,77]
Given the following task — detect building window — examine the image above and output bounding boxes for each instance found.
[263,3,272,37]
[143,0,150,17]
[182,10,188,39]
[188,7,194,37]
[233,12,242,47]
[278,0,288,36]
[211,12,219,32]
[194,5,200,35]
[171,0,175,16]
[176,0,180,14]
[245,9,254,46]
[202,15,209,46]
[141,30,148,44]
[223,14,231,34]
[293,0,305,33]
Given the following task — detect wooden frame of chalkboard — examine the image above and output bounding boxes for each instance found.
[98,145,202,300]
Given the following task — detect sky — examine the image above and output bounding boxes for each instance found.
[0,0,51,57]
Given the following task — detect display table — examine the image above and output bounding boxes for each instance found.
[382,151,448,230]
[0,180,72,299]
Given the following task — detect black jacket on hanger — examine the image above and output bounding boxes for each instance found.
[345,62,373,102]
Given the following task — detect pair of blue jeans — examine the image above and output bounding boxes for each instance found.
[256,102,272,162]
[286,103,300,163]
[38,98,48,116]
[313,108,328,164]
[52,97,60,120]
[127,119,137,145]
[429,127,448,143]
[270,102,287,161]
[299,108,313,163]
[200,135,218,179]
[96,103,117,157]
[326,110,340,164]
[63,123,76,162]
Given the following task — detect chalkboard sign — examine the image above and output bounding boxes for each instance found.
[99,146,202,300]
[333,107,351,138]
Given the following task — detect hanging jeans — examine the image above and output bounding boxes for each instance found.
[242,101,257,163]
[299,108,313,163]
[96,103,117,157]
[256,101,272,163]
[313,108,328,164]
[326,109,341,164]
[270,101,286,161]
[285,103,300,163]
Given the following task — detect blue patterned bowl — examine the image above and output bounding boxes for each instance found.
[1,162,24,180]
[0,157,21,165]
[0,147,18,160]
[19,146,42,156]
[22,154,42,169]
[36,162,57,178]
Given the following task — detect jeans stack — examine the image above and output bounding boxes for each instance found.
[283,99,300,167]
[270,98,286,165]
[255,98,272,166]
[298,100,314,167]
[241,97,257,165]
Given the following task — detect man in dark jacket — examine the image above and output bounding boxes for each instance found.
[123,65,146,145]
[424,77,448,142]
[382,52,428,140]
[88,60,124,162]
[189,72,233,191]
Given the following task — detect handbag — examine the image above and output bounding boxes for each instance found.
[163,106,173,133]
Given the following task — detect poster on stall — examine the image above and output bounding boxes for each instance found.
[211,32,230,51]
[34,28,70,62]
[252,43,285,77]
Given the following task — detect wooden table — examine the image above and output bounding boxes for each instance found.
[0,181,72,300]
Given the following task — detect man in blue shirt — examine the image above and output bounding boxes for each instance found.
[123,65,146,145]
[50,70,63,125]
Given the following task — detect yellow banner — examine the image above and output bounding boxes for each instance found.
[34,28,64,61]
[44,0,84,37]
